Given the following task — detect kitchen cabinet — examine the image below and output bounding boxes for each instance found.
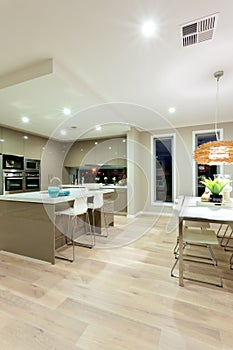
[64,140,96,167]
[2,128,24,155]
[24,134,46,159]
[89,196,114,234]
[104,187,127,215]
[0,126,47,159]
[64,137,127,167]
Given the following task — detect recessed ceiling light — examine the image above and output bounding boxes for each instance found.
[22,116,29,123]
[168,107,176,113]
[60,129,67,136]
[96,125,102,131]
[0,138,5,142]
[63,107,71,116]
[23,135,28,140]
[142,20,156,37]
[94,141,98,145]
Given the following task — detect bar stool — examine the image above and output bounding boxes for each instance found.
[87,192,108,237]
[55,195,94,262]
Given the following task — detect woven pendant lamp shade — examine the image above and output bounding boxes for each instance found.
[193,140,233,165]
[193,70,233,165]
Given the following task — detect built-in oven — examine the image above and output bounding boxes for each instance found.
[3,171,24,194]
[2,154,24,170]
[24,171,40,192]
[24,158,40,171]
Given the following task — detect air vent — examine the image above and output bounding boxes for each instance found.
[181,13,218,47]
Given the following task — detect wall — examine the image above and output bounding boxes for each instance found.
[129,121,233,216]
[127,128,148,216]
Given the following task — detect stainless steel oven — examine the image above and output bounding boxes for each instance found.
[3,171,24,194]
[24,171,40,192]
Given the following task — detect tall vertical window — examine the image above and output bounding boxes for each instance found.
[152,134,175,203]
[193,129,222,196]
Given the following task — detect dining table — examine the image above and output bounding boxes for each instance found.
[178,196,233,286]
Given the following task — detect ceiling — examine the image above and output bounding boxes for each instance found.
[0,0,233,141]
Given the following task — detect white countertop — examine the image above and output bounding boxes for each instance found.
[0,188,114,204]
[62,184,127,189]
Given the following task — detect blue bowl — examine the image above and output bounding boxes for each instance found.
[48,186,60,198]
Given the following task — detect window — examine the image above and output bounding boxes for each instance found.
[192,129,223,196]
[152,134,175,203]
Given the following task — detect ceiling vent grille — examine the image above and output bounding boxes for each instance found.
[181,13,218,47]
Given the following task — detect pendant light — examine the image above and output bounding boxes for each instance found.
[193,71,233,165]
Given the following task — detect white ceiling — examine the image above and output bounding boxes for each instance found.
[0,0,233,141]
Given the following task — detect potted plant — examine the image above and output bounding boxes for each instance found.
[200,177,232,203]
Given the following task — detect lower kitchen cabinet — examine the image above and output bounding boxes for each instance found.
[104,187,127,215]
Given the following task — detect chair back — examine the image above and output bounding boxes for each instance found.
[87,192,104,210]
[73,195,88,215]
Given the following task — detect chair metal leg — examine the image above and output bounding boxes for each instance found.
[230,253,233,270]
[171,255,223,287]
[224,229,233,251]
[174,242,218,265]
[73,212,95,248]
[220,225,230,246]
[171,243,223,287]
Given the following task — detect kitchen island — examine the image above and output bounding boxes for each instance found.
[0,188,114,264]
[63,184,128,215]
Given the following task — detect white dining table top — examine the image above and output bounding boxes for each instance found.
[179,196,233,224]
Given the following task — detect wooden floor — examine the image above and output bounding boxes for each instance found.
[0,215,233,349]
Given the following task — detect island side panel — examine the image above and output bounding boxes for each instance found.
[0,200,55,264]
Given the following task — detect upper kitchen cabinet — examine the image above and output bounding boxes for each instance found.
[23,134,47,159]
[64,137,127,167]
[96,138,127,165]
[64,140,96,167]
[0,126,48,159]
[1,128,24,155]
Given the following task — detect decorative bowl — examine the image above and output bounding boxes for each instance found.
[48,186,60,198]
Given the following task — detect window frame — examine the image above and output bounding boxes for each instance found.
[192,128,223,196]
[151,133,176,205]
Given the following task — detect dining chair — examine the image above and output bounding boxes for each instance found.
[173,220,210,257]
[55,195,94,262]
[219,224,233,251]
[171,199,222,287]
[171,226,223,287]
[230,253,233,270]
[87,192,108,237]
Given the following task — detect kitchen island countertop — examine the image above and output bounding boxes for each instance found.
[0,188,114,204]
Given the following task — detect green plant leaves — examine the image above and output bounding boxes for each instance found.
[200,177,232,195]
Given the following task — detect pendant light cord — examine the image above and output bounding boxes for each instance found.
[214,70,224,141]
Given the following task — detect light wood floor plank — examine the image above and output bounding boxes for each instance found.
[0,215,232,349]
